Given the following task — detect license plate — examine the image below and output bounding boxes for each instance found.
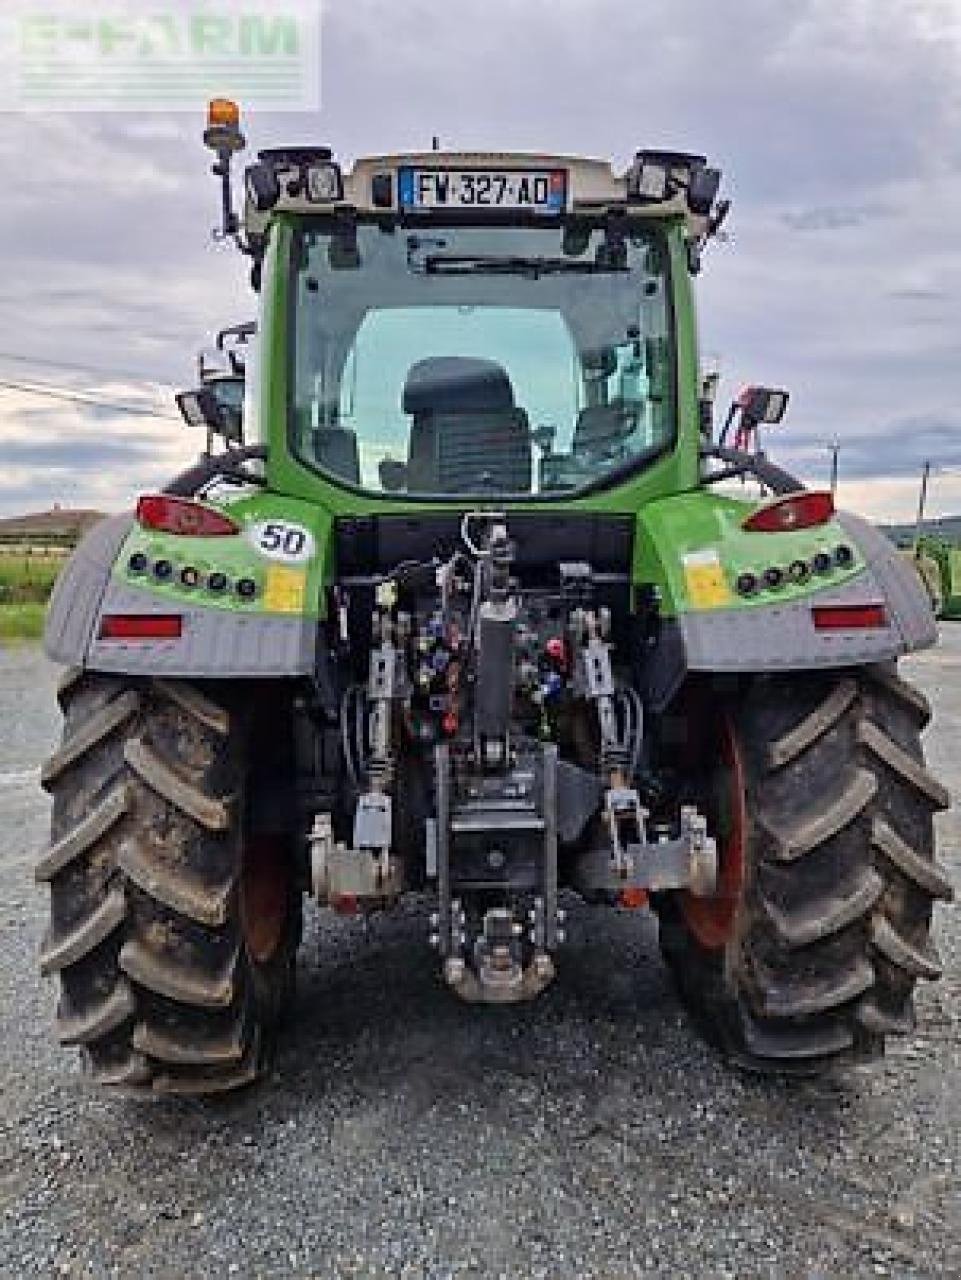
[398,167,567,213]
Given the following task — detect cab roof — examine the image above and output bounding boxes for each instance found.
[242,148,719,241]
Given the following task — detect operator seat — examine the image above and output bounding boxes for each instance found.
[572,401,637,461]
[402,357,531,493]
[310,426,361,485]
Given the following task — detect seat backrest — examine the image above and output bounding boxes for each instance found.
[432,407,531,493]
[402,357,531,493]
[572,402,635,458]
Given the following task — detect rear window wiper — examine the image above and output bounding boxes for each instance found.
[422,255,629,278]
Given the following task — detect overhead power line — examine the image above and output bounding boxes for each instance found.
[0,377,180,421]
[0,348,178,390]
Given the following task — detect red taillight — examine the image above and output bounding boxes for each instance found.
[743,491,834,534]
[812,604,887,631]
[331,894,359,916]
[136,494,239,537]
[100,614,183,640]
[619,888,649,910]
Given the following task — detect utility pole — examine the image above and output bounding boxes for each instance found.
[828,440,840,497]
[913,460,931,555]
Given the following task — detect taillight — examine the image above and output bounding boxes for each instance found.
[812,604,887,631]
[100,614,183,640]
[136,494,239,537]
[743,491,834,533]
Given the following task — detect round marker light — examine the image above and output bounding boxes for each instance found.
[153,559,173,581]
[736,571,759,597]
[788,559,811,584]
[128,552,148,574]
[813,551,834,575]
[207,571,228,594]
[236,577,258,600]
[180,566,200,589]
[835,544,855,569]
[763,566,784,590]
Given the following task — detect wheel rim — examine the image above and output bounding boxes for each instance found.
[240,836,289,964]
[680,715,747,950]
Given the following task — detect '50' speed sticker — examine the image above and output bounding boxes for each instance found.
[247,520,315,564]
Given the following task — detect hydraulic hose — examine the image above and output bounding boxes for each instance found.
[700,446,804,497]
[162,445,268,497]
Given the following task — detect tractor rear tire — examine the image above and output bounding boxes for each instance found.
[657,664,953,1074]
[38,671,300,1096]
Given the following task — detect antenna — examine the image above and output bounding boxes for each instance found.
[432,135,440,152]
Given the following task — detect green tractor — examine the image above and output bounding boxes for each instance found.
[39,101,952,1095]
[902,463,961,621]
[914,537,961,620]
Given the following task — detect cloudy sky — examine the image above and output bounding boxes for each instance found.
[1,0,959,521]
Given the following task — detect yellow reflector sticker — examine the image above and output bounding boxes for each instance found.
[264,566,306,614]
[682,550,732,609]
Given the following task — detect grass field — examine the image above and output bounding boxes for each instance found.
[0,549,63,644]
[0,603,46,643]
[0,549,65,605]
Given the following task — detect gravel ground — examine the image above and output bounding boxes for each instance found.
[0,637,958,1279]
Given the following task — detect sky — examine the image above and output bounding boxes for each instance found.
[0,0,959,521]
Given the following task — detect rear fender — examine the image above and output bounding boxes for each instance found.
[44,498,331,679]
[639,499,936,710]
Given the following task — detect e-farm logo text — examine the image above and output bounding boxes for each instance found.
[0,2,321,111]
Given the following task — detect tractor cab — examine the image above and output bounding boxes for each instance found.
[199,97,729,510]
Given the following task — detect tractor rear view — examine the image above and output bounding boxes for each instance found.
[37,101,952,1095]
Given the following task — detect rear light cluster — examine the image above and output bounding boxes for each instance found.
[136,494,239,537]
[735,544,856,597]
[742,491,834,534]
[127,551,259,602]
[130,496,258,601]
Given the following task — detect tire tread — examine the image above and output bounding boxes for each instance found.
[38,675,298,1097]
[657,665,949,1075]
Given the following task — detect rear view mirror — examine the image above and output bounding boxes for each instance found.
[176,375,245,445]
[739,385,790,426]
[719,385,790,450]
